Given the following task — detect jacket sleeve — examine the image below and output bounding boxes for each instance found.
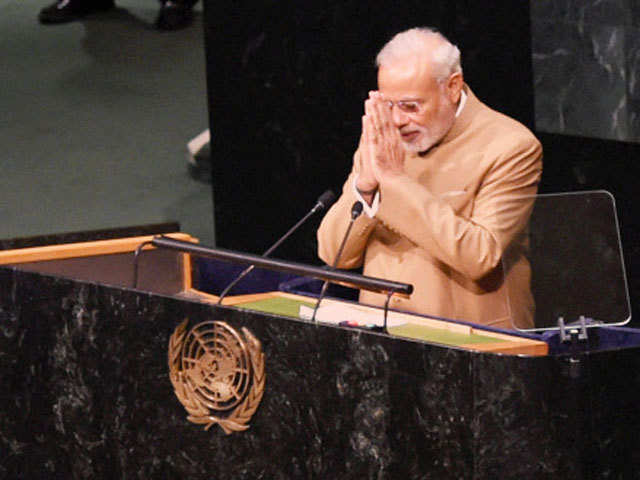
[317,149,379,269]
[376,134,542,281]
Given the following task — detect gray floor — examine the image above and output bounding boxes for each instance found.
[0,0,214,245]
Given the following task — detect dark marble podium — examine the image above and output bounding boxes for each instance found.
[1,230,640,479]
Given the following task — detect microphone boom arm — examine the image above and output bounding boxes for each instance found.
[150,236,413,297]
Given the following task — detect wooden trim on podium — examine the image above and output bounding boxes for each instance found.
[218,291,304,306]
[461,340,546,356]
[181,245,193,291]
[0,233,198,265]
[177,288,220,303]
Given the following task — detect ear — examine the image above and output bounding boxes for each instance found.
[446,72,464,104]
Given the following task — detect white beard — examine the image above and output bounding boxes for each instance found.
[401,100,457,153]
[401,125,444,153]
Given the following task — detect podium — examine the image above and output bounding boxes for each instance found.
[1,211,640,478]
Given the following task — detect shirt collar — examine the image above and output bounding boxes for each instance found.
[455,89,467,117]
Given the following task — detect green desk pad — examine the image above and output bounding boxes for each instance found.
[236,297,507,346]
[388,324,506,345]
[238,297,316,319]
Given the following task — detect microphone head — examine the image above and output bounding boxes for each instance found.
[351,201,363,219]
[317,190,336,210]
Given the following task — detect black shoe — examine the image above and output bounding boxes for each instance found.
[155,1,193,31]
[38,0,115,24]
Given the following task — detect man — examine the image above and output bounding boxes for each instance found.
[38,0,198,30]
[317,27,542,329]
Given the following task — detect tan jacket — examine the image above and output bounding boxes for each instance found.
[317,87,542,329]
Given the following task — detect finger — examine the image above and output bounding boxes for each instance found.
[360,117,378,178]
[365,98,379,123]
[364,98,373,117]
[358,118,369,171]
[374,91,387,102]
[365,91,379,115]
[373,94,392,126]
[377,104,397,144]
[368,95,389,135]
[364,105,382,142]
[363,115,379,153]
[361,115,369,145]
[372,103,384,136]
[371,91,389,110]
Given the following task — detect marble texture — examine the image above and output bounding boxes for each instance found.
[531,0,640,142]
[2,262,640,478]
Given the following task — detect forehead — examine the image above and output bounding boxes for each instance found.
[377,58,439,99]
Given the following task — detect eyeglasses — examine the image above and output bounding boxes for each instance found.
[386,100,425,115]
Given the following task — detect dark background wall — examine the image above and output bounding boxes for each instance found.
[203,0,534,261]
[203,0,639,326]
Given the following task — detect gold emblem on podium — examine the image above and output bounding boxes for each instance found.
[168,320,265,434]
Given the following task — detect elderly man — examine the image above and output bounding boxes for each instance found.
[317,27,542,329]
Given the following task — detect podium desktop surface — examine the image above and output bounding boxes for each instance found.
[217,291,548,356]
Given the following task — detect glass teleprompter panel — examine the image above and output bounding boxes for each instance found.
[504,191,631,332]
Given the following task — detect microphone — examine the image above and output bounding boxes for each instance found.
[311,201,363,322]
[312,190,338,214]
[217,189,336,303]
[350,200,364,220]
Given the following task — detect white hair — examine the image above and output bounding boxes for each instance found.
[375,27,462,81]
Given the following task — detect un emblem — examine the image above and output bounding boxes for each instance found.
[168,320,265,434]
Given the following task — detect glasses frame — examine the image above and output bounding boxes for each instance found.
[386,99,426,115]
